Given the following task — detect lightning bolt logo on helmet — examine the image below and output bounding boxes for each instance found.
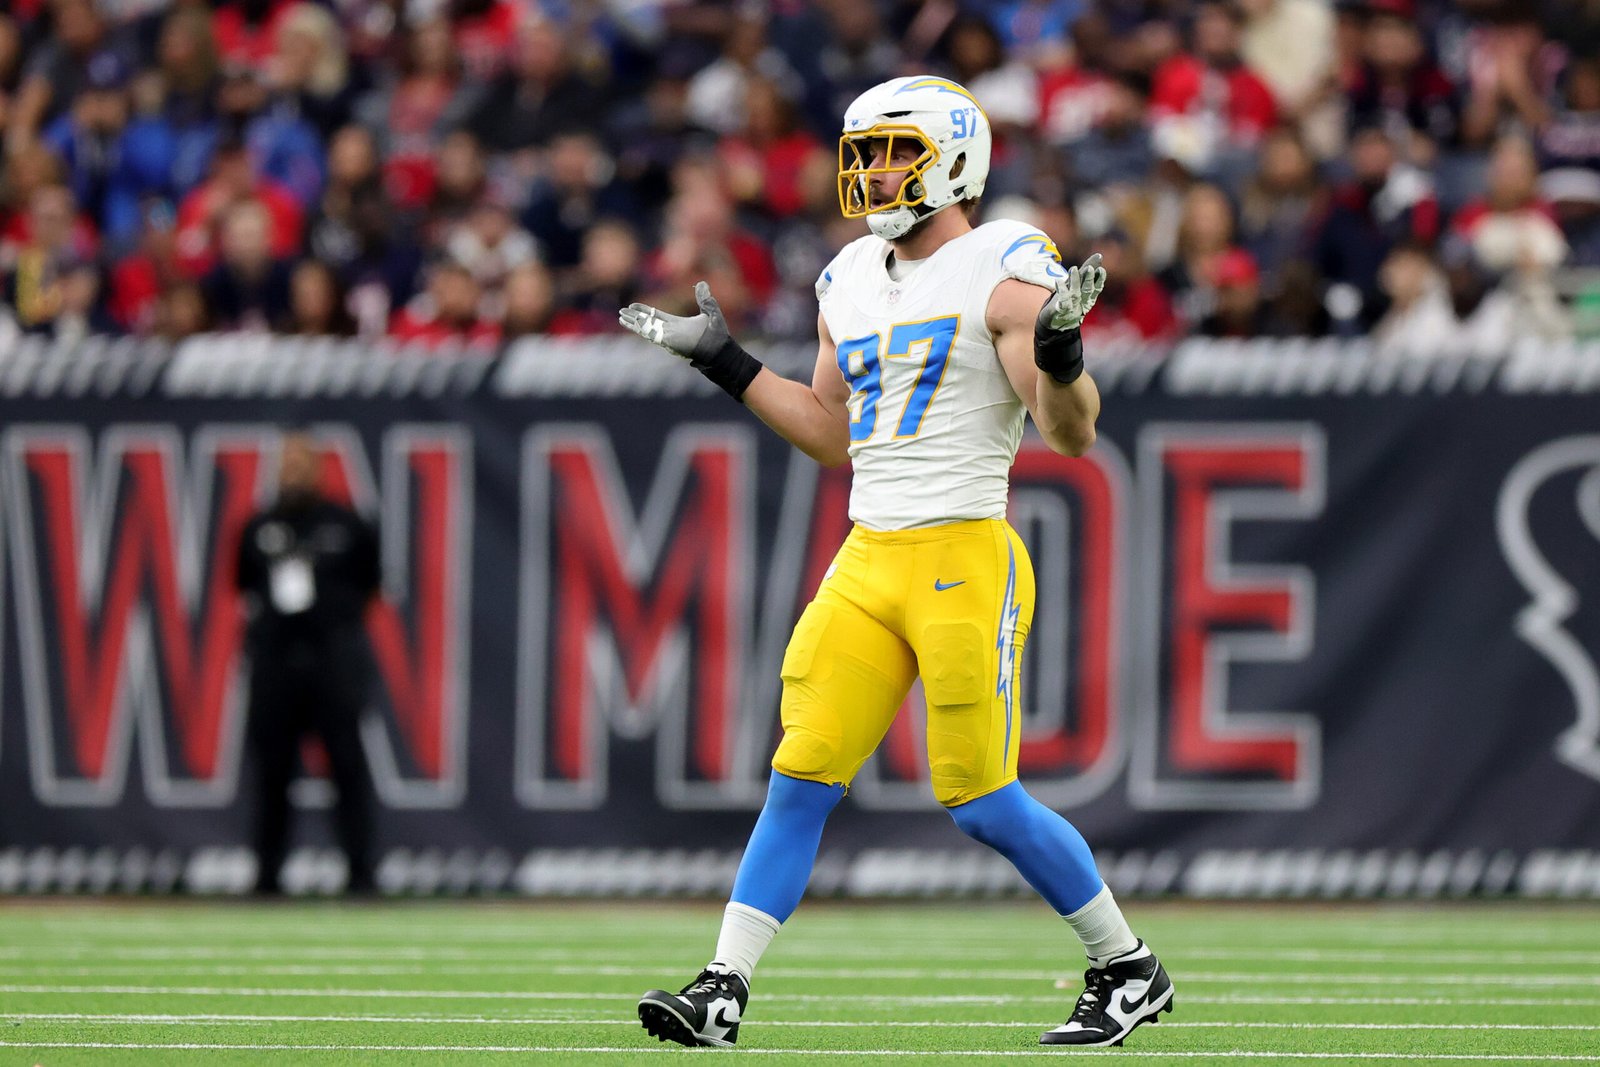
[837,76,993,240]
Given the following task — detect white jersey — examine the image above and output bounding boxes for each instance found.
[816,219,1066,531]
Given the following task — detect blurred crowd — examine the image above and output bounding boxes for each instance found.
[1,0,1598,352]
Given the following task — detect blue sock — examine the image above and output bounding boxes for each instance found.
[729,771,846,922]
[947,780,1103,914]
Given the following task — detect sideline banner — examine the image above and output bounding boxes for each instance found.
[0,335,1597,897]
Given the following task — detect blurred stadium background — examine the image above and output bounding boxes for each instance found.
[0,0,1598,910]
[4,0,1600,1062]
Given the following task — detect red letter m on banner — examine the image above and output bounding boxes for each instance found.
[517,425,753,810]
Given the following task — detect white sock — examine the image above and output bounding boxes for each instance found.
[709,901,782,983]
[1064,884,1139,967]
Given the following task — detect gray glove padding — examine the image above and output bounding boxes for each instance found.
[1033,252,1106,385]
[619,281,764,400]
[1037,252,1106,333]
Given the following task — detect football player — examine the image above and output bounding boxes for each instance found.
[620,75,1172,1050]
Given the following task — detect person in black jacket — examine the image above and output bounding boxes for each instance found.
[236,431,382,896]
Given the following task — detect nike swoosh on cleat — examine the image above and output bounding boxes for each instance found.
[934,579,966,591]
[712,1006,739,1030]
[1118,993,1145,1015]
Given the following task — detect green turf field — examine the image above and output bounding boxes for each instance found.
[1,899,1597,1065]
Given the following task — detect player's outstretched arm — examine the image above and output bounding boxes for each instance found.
[620,284,851,467]
[989,254,1104,457]
[740,313,852,467]
[620,281,765,399]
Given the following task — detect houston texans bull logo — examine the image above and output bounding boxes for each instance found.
[1497,435,1600,782]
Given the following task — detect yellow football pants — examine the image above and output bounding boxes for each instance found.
[772,518,1035,806]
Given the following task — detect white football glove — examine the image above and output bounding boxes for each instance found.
[1037,252,1107,333]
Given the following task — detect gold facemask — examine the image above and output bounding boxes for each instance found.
[837,125,938,221]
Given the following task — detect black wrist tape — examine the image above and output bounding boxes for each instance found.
[1034,323,1084,385]
[692,335,765,401]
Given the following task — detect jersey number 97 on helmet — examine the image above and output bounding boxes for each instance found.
[838,77,993,241]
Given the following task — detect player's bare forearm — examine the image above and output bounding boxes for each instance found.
[989,272,1104,457]
[742,367,853,468]
[1034,371,1100,456]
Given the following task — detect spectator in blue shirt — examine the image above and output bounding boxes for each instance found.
[1066,72,1156,191]
[217,64,325,210]
[44,51,177,250]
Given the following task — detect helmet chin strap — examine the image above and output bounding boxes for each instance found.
[867,198,948,241]
[866,209,917,239]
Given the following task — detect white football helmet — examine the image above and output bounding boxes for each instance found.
[838,76,992,240]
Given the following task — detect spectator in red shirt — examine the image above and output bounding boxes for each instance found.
[1450,134,1567,274]
[1150,1,1279,155]
[1036,11,1115,148]
[447,0,520,85]
[213,0,296,70]
[358,18,480,211]
[1079,228,1179,343]
[175,138,304,277]
[389,259,500,348]
[109,201,183,334]
[639,160,776,332]
[718,76,829,221]
[1198,248,1269,337]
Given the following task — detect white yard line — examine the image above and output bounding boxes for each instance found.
[5,945,1599,967]
[2,1041,1600,1060]
[7,1013,1600,1033]
[11,919,1597,947]
[5,984,1600,1008]
[12,925,1597,947]
[5,963,1595,988]
[1172,949,1600,966]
